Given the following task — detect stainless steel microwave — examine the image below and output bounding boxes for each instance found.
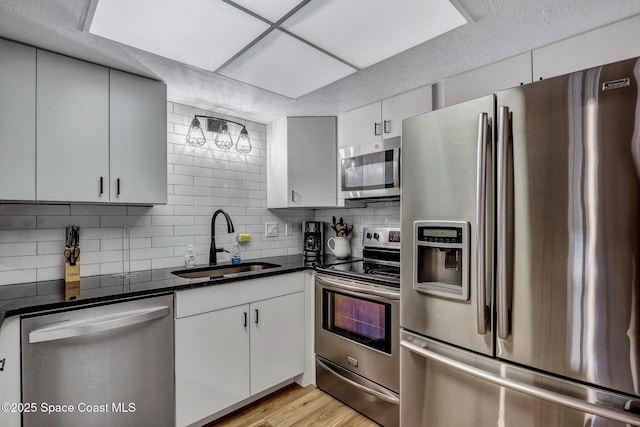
[338,137,400,200]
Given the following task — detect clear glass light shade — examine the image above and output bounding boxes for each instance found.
[185,118,206,146]
[214,123,234,150]
[235,127,252,153]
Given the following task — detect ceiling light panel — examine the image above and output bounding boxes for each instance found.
[281,0,468,69]
[89,0,270,71]
[228,0,304,23]
[220,30,356,98]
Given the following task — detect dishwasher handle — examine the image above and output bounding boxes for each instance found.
[28,305,170,344]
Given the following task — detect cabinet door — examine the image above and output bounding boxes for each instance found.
[381,85,432,138]
[250,291,305,395]
[175,304,250,427]
[0,40,35,201]
[0,317,20,427]
[341,101,381,147]
[441,53,532,108]
[36,51,109,202]
[532,14,640,81]
[287,116,336,207]
[110,70,167,204]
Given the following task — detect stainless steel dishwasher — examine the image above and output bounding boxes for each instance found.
[21,294,174,427]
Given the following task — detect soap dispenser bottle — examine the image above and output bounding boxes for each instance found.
[231,243,241,264]
[184,244,197,268]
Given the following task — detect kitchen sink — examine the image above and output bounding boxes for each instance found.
[171,262,281,279]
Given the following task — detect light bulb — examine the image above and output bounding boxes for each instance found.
[235,127,252,153]
[214,123,234,150]
[186,117,206,146]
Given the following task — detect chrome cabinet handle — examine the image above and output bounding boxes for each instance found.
[374,122,381,136]
[383,120,390,133]
[29,306,170,343]
[476,112,490,335]
[496,106,510,340]
[401,339,640,426]
[317,358,400,405]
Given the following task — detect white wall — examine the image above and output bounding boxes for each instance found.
[0,101,313,286]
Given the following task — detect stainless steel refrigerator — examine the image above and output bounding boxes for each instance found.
[400,57,640,426]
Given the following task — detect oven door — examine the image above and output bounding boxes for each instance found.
[338,137,401,199]
[315,273,399,392]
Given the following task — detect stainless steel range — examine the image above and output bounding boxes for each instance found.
[315,227,400,427]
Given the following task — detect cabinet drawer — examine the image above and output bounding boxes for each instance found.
[175,272,304,318]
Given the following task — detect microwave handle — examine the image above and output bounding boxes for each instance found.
[393,148,400,187]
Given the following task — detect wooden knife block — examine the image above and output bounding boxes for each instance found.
[64,247,80,301]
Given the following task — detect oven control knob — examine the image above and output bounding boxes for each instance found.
[366,232,372,239]
[373,233,379,240]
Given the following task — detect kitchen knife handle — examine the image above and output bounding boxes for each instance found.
[374,122,381,136]
[383,120,390,134]
[476,112,490,335]
[497,106,511,340]
[99,176,104,195]
[116,178,121,196]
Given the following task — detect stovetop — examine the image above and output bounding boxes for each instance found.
[316,258,400,288]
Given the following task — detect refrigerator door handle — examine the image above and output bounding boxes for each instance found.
[496,106,511,340]
[476,112,490,335]
[401,339,640,426]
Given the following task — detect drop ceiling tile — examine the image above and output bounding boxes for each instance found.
[229,0,303,23]
[281,0,468,69]
[220,29,356,98]
[89,0,270,71]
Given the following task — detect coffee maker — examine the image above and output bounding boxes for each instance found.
[303,221,323,262]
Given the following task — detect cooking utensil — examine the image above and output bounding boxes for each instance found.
[64,247,80,266]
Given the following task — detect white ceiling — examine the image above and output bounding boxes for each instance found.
[88,0,468,98]
[0,0,639,123]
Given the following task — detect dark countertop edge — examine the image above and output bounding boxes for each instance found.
[0,255,319,327]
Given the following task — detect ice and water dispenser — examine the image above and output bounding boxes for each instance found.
[413,221,470,300]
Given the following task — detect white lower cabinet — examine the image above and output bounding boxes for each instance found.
[0,317,20,427]
[175,273,305,427]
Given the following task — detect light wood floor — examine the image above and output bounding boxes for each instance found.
[206,383,379,427]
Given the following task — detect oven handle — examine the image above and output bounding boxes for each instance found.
[316,274,400,300]
[316,358,400,405]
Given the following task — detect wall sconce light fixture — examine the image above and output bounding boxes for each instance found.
[186,115,252,153]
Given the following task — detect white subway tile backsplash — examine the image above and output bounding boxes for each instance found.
[0,270,36,286]
[0,101,393,286]
[0,216,37,229]
[1,204,70,216]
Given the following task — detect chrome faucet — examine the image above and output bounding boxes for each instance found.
[210,209,235,265]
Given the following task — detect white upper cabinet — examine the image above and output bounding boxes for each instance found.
[533,14,640,81]
[267,116,337,208]
[0,39,36,201]
[0,43,167,204]
[341,85,432,148]
[110,70,167,204]
[438,52,533,108]
[36,51,110,203]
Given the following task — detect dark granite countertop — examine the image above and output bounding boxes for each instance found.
[0,254,352,326]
